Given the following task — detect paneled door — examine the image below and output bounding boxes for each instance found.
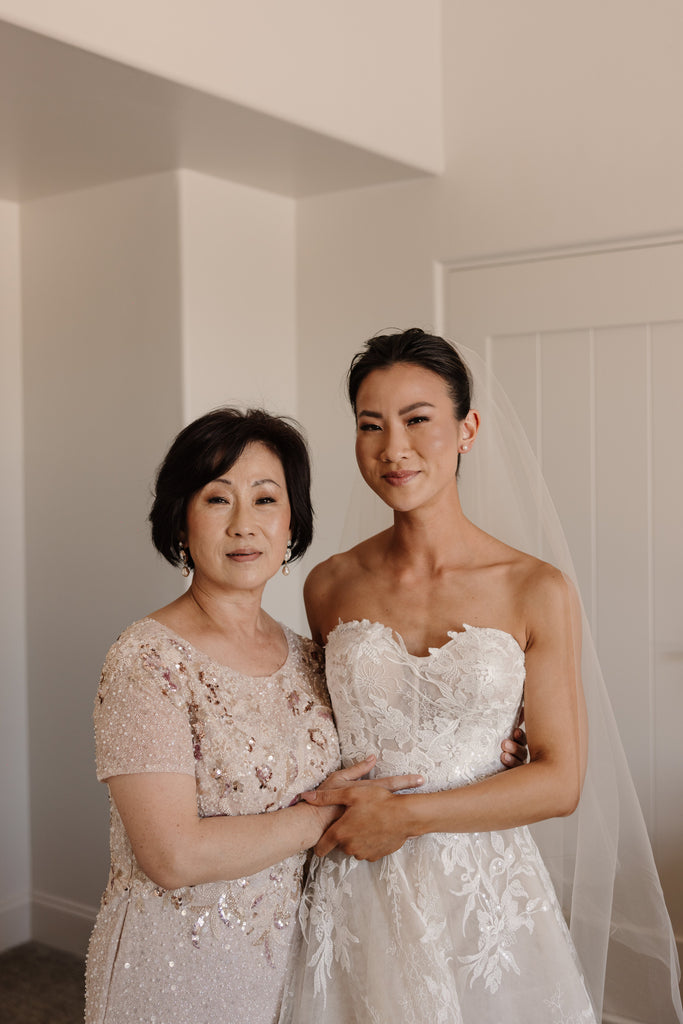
[438,237,683,959]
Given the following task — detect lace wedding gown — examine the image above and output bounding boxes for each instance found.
[281,619,597,1024]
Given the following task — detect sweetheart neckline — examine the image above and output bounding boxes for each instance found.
[326,619,525,659]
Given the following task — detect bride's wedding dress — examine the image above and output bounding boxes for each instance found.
[282,618,597,1024]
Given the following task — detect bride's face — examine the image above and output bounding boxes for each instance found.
[354,362,478,513]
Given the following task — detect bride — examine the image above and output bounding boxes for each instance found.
[281,328,682,1023]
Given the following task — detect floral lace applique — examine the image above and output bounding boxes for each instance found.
[285,621,597,1023]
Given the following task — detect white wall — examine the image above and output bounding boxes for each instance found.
[297,0,683,593]
[179,171,297,418]
[295,0,683,975]
[10,169,308,956]
[5,0,683,986]
[0,200,30,949]
[443,0,683,253]
[21,173,185,953]
[0,0,443,174]
[179,169,305,630]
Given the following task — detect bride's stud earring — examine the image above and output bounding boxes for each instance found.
[282,540,292,576]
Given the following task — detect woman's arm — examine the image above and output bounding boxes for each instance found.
[107,757,423,889]
[306,569,587,861]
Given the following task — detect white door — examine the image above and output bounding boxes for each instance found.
[439,237,683,953]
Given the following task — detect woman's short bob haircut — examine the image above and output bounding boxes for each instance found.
[150,408,313,571]
[347,327,473,422]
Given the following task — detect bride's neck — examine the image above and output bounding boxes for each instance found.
[389,499,474,568]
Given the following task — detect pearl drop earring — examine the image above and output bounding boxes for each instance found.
[180,546,191,578]
[282,540,292,576]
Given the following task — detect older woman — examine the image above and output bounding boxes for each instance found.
[84,408,422,1024]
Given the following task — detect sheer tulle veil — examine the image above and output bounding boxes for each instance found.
[340,344,682,1023]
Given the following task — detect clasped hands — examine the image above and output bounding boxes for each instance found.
[302,725,528,862]
[302,754,422,861]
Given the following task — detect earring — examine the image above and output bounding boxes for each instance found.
[180,545,191,578]
[282,540,292,576]
[460,445,469,453]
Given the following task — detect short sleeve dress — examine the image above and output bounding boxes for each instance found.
[85,617,340,1024]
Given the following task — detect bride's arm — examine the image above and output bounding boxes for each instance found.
[306,568,586,861]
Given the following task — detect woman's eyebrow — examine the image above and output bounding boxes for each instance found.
[211,477,281,487]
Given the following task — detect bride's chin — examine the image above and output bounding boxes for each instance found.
[375,490,422,514]
[362,476,424,513]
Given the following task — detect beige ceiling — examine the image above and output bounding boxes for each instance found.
[0,19,427,202]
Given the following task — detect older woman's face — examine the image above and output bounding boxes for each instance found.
[183,442,291,594]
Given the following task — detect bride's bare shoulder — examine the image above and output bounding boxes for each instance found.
[478,528,577,607]
[508,552,580,633]
[304,539,384,643]
[305,531,388,598]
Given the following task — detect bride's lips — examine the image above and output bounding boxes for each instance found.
[226,550,261,562]
[382,471,419,486]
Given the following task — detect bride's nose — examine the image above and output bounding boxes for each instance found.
[380,424,409,463]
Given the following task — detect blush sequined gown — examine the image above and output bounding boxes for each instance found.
[281,619,597,1024]
[85,618,340,1024]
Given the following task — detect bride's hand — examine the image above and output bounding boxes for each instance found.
[302,755,379,834]
[302,768,425,859]
[306,756,421,834]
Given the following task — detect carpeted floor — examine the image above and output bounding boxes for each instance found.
[0,941,85,1024]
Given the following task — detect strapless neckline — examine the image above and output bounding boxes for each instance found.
[327,618,525,660]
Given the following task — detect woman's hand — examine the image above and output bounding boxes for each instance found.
[302,755,379,834]
[500,726,528,767]
[302,769,424,860]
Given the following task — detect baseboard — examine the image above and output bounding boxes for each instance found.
[603,1015,646,1023]
[21,896,683,1018]
[31,890,98,958]
[0,892,31,952]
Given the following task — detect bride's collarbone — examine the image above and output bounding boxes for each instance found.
[325,559,529,641]
[328,604,462,655]
[326,585,524,655]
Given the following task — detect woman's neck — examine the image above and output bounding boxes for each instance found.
[184,578,268,639]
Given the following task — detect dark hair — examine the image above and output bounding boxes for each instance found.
[149,408,313,570]
[347,327,472,421]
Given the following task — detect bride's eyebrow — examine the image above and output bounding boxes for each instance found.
[357,401,435,419]
[399,401,435,415]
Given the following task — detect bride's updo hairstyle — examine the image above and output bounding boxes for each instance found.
[347,327,473,423]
